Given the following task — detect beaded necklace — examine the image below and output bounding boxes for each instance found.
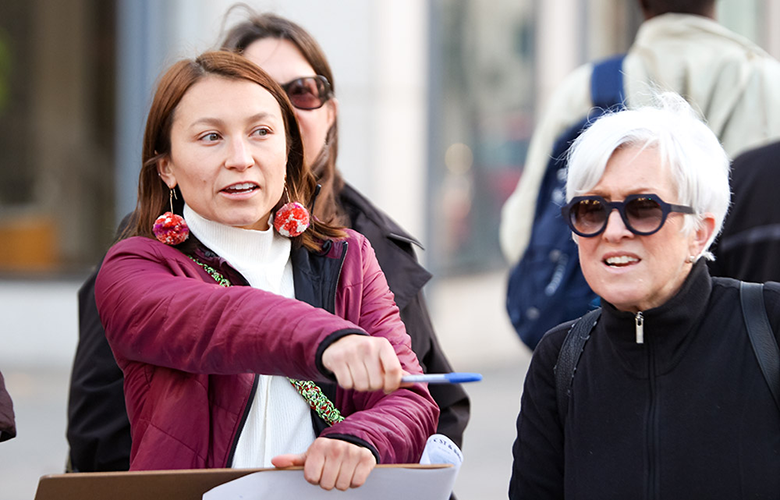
[189,256,345,426]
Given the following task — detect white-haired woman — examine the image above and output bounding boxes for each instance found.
[509,93,780,499]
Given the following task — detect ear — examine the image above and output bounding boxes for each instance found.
[157,155,177,189]
[689,213,716,257]
[325,97,339,130]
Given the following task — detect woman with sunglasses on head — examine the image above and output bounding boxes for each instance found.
[94,51,437,490]
[509,92,780,499]
[67,9,468,474]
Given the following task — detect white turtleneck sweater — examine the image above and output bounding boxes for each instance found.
[183,205,316,468]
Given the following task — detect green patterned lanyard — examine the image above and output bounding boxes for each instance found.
[189,256,345,426]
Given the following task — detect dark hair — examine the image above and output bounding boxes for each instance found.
[639,0,715,17]
[125,50,344,251]
[220,6,347,226]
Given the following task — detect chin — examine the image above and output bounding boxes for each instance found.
[223,211,271,230]
[595,288,643,313]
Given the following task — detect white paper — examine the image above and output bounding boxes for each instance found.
[202,465,457,500]
[419,434,463,469]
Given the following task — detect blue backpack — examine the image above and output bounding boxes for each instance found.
[506,54,626,350]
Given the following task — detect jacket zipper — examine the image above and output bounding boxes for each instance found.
[328,241,348,314]
[635,311,644,344]
[646,337,658,500]
[225,373,259,467]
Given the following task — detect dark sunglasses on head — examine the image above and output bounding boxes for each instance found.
[279,75,332,110]
[561,193,695,237]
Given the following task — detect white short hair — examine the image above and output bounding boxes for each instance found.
[565,92,731,260]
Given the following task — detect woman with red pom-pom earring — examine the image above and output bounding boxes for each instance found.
[68,10,468,481]
[91,52,437,490]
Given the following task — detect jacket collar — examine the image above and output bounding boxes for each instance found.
[599,259,712,376]
[183,235,345,313]
[636,13,769,57]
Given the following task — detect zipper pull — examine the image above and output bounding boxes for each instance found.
[635,312,644,344]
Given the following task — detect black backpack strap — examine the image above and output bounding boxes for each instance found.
[740,281,780,411]
[554,308,602,425]
[590,54,626,110]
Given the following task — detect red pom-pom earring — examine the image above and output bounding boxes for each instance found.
[273,186,310,238]
[153,188,189,245]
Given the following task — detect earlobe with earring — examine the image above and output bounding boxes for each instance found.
[273,185,310,238]
[687,255,697,263]
[153,188,189,245]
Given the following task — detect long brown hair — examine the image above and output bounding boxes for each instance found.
[220,7,347,226]
[125,50,344,251]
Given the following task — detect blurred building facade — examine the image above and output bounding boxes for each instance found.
[1,0,778,278]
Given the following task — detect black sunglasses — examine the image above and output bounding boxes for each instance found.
[279,75,332,110]
[561,193,695,237]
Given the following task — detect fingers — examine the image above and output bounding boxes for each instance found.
[399,369,415,388]
[379,340,403,393]
[303,438,377,491]
[271,453,306,468]
[349,454,374,488]
[322,335,404,392]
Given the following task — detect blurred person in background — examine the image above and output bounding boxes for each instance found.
[220,9,469,449]
[709,140,780,282]
[510,93,780,499]
[0,371,16,442]
[94,50,437,490]
[67,7,468,473]
[501,0,780,347]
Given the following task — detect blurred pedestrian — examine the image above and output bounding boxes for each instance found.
[67,8,469,473]
[0,371,16,442]
[510,93,780,499]
[709,140,780,282]
[501,0,780,347]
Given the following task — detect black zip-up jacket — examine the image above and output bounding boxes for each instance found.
[510,261,780,499]
[67,182,469,472]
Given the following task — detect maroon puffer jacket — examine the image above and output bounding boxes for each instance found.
[95,229,438,469]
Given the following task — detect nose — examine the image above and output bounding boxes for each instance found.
[602,208,633,241]
[225,137,253,171]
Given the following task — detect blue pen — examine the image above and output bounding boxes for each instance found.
[401,372,483,384]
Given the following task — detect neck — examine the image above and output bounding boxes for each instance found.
[183,204,293,294]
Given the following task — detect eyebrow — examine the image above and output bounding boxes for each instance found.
[188,112,277,129]
[589,187,657,199]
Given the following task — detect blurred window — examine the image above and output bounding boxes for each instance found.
[0,1,115,275]
[427,0,536,275]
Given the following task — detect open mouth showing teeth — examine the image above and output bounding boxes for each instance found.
[605,256,639,266]
[223,182,259,194]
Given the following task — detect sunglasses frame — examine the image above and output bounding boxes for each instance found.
[279,75,333,110]
[561,193,695,237]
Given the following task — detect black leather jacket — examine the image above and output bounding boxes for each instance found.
[67,182,470,472]
[339,183,470,447]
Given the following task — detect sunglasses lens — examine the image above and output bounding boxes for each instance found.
[285,77,327,110]
[570,199,607,235]
[625,196,664,233]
